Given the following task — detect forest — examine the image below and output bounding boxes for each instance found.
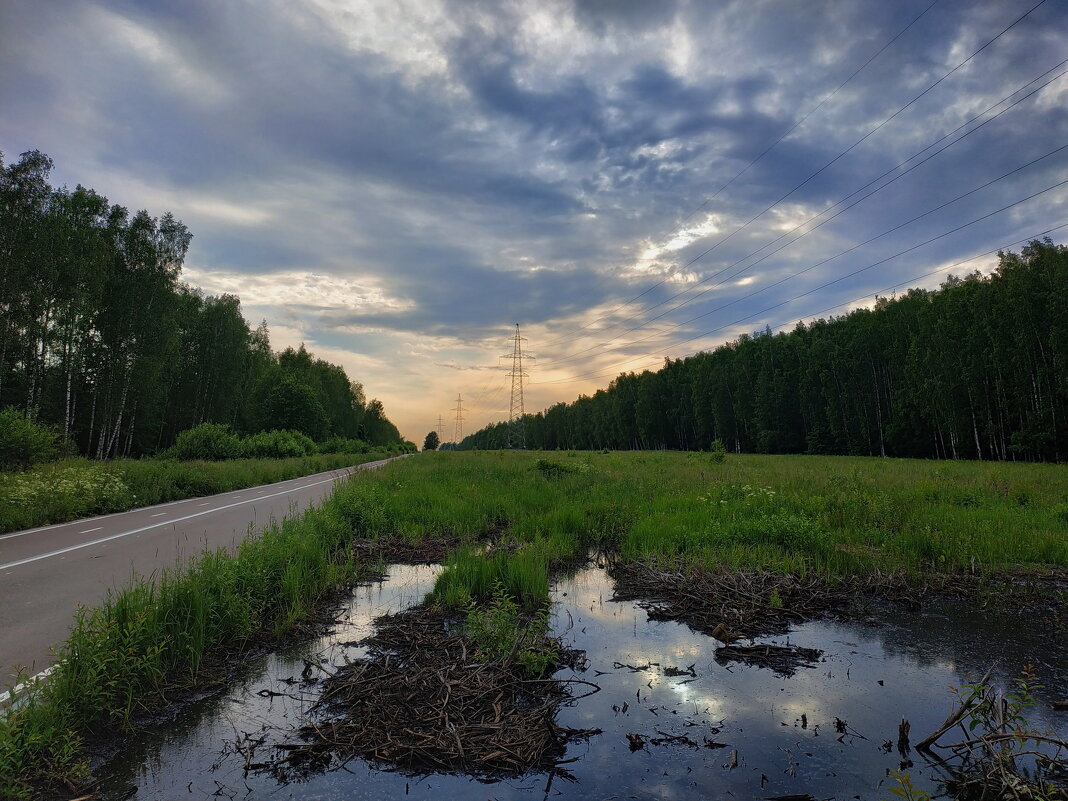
[0,150,405,457]
[464,240,1068,461]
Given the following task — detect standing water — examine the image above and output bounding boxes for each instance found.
[95,564,1068,800]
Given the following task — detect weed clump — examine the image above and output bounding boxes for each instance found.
[535,458,579,478]
[466,584,555,677]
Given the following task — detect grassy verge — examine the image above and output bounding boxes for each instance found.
[328,450,1068,604]
[0,469,397,799]
[0,452,393,534]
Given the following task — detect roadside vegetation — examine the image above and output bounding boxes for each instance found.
[0,469,397,799]
[0,417,414,534]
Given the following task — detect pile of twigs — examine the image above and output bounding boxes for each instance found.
[346,535,461,564]
[267,608,597,779]
[917,665,1068,800]
[611,562,851,638]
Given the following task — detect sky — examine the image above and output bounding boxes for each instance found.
[2,0,1067,443]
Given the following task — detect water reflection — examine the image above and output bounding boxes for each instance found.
[96,565,1068,800]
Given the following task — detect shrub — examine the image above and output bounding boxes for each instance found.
[241,430,317,459]
[709,438,727,463]
[535,458,581,478]
[167,423,242,461]
[318,436,371,455]
[0,409,59,471]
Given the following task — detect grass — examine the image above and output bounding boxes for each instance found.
[0,472,391,799]
[0,451,393,534]
[350,450,1068,607]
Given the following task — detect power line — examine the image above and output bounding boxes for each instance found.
[545,139,1068,368]
[676,0,943,227]
[531,220,1068,390]
[541,57,1068,367]
[539,0,943,349]
[533,176,1068,385]
[538,0,1048,350]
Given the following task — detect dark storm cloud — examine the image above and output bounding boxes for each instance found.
[2,0,1067,435]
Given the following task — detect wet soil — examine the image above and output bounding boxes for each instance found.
[92,564,1068,800]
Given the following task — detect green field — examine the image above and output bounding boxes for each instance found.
[352,450,1068,581]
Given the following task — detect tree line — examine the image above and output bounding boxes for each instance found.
[463,240,1068,461]
[0,149,406,457]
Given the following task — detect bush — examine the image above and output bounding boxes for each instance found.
[318,436,371,455]
[709,439,727,463]
[167,423,242,461]
[0,409,59,471]
[241,430,317,459]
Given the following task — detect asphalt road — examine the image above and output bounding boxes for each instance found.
[0,456,403,683]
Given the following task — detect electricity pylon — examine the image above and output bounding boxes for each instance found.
[503,323,534,449]
[452,394,465,446]
[437,415,445,444]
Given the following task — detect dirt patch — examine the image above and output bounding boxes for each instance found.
[261,606,598,779]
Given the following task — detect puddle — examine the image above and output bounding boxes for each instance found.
[95,565,1068,800]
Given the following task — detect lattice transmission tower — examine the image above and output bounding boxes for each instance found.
[437,415,445,444]
[503,323,534,449]
[452,394,465,446]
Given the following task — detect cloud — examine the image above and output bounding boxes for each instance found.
[2,0,1067,440]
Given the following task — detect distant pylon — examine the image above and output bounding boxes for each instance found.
[437,415,445,443]
[453,394,465,446]
[503,323,534,449]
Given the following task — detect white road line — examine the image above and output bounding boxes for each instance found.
[79,527,102,534]
[0,664,59,706]
[197,502,210,507]
[0,473,350,571]
[150,512,167,517]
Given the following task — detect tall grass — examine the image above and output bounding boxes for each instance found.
[431,547,551,609]
[316,450,1068,577]
[0,475,383,799]
[0,452,392,534]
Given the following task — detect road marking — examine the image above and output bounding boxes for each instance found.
[198,502,210,507]
[150,513,167,517]
[0,664,59,706]
[79,527,102,534]
[0,472,352,571]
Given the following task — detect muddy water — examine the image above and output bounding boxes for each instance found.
[96,565,1068,800]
